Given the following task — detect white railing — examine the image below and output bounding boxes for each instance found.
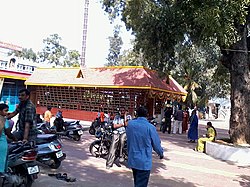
[0,62,35,74]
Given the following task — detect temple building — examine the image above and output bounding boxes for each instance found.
[25,66,187,121]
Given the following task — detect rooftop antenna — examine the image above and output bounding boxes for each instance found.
[81,0,90,68]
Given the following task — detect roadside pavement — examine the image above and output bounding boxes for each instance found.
[31,119,250,187]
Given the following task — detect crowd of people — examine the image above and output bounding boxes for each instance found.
[104,106,164,187]
[0,88,218,187]
[162,105,198,141]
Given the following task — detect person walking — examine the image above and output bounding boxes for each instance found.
[7,89,37,142]
[126,106,164,187]
[187,110,199,143]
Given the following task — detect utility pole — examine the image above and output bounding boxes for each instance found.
[81,0,89,68]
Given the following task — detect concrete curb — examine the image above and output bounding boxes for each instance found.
[206,141,250,166]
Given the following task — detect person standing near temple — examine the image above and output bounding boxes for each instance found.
[182,107,190,133]
[0,104,17,174]
[187,110,199,143]
[162,105,173,134]
[126,106,164,187]
[173,105,184,134]
[7,89,37,142]
[44,106,52,128]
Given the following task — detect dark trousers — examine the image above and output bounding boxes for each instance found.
[106,132,126,167]
[132,168,151,187]
[162,118,171,134]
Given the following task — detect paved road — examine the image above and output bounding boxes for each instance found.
[31,120,249,187]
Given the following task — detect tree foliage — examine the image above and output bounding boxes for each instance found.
[9,48,37,62]
[9,34,80,67]
[119,48,147,66]
[63,50,81,67]
[172,41,230,108]
[106,25,123,66]
[101,0,250,144]
[101,0,249,69]
[38,34,67,66]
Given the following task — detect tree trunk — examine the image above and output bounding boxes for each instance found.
[228,27,250,144]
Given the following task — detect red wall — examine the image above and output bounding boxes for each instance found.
[36,106,98,121]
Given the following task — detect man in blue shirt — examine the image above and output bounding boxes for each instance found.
[126,106,164,187]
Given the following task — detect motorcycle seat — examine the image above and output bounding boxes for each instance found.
[36,134,58,145]
[8,144,21,153]
[56,131,66,135]
[8,143,33,154]
[64,121,76,126]
[66,126,80,130]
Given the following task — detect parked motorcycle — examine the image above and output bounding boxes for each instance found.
[36,134,66,169]
[54,114,83,141]
[37,120,83,141]
[89,125,128,161]
[89,117,109,135]
[89,125,112,158]
[1,142,39,187]
[148,117,158,127]
[36,122,56,134]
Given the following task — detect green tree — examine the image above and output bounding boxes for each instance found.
[101,0,250,144]
[106,25,123,66]
[8,48,37,62]
[63,50,80,67]
[172,41,230,108]
[8,34,80,67]
[38,34,67,66]
[119,48,147,66]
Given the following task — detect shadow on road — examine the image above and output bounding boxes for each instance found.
[235,175,250,187]
[34,131,200,187]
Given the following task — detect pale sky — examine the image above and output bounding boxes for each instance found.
[0,0,133,67]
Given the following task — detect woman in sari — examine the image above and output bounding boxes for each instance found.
[195,121,217,153]
[182,108,190,133]
[0,104,16,173]
[187,110,198,143]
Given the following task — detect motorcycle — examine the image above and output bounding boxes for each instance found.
[54,115,83,141]
[89,125,128,161]
[148,117,158,127]
[89,125,113,158]
[37,120,83,141]
[36,122,56,134]
[89,117,110,135]
[1,142,39,187]
[36,134,66,169]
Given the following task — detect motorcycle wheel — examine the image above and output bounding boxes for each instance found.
[73,134,81,141]
[49,158,61,169]
[89,140,101,157]
[89,140,110,158]
[89,127,95,135]
[16,174,33,187]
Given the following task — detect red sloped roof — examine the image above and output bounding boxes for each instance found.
[0,69,31,80]
[25,66,187,95]
[84,67,187,95]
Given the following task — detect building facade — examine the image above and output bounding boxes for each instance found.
[25,66,187,121]
[0,41,37,111]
